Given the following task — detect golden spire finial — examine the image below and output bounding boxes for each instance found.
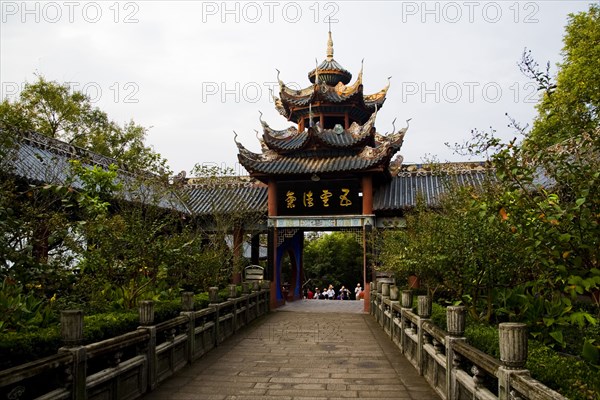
[326,18,334,61]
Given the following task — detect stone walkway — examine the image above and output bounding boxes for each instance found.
[144,300,440,399]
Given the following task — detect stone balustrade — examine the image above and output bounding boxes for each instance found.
[370,282,567,400]
[0,286,271,400]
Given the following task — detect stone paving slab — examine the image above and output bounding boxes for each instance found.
[143,301,440,400]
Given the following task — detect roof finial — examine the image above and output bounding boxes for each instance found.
[326,17,334,61]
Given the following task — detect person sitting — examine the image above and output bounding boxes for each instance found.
[313,288,321,299]
[340,286,350,300]
[355,283,363,300]
[327,285,335,300]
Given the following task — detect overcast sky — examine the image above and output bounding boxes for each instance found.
[1,1,592,175]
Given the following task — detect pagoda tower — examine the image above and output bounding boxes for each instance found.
[235,30,407,306]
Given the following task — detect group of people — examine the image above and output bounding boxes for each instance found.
[306,283,363,300]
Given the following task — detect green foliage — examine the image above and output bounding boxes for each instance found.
[527,340,600,400]
[0,327,61,370]
[303,232,363,290]
[380,182,525,322]
[527,4,600,149]
[0,277,56,333]
[0,298,184,370]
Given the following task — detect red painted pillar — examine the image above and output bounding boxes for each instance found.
[232,226,244,284]
[362,175,373,215]
[267,180,277,217]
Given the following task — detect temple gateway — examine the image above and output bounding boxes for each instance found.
[223,30,487,307]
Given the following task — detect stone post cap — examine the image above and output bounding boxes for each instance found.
[499,322,528,369]
[61,310,84,346]
[208,287,220,303]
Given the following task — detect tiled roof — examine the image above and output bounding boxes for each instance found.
[184,184,268,216]
[6,131,190,213]
[373,167,490,211]
[260,112,376,153]
[274,80,387,123]
[262,127,310,152]
[308,58,353,85]
[237,142,394,175]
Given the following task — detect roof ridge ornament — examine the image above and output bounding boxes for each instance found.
[233,130,241,146]
[276,69,283,90]
[258,110,268,128]
[327,29,334,61]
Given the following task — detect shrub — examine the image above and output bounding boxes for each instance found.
[527,341,600,400]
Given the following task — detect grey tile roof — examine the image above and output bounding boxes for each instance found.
[184,184,268,216]
[6,131,190,213]
[373,169,489,211]
[238,152,390,175]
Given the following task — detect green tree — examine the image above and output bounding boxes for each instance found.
[525,4,599,149]
[0,76,169,175]
[303,232,363,291]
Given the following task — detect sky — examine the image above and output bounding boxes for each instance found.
[0,1,592,176]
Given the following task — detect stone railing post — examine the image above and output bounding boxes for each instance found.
[380,283,390,327]
[139,300,155,325]
[251,280,260,292]
[381,282,390,297]
[446,306,465,337]
[416,296,431,375]
[261,280,271,314]
[401,290,412,308]
[61,310,83,347]
[389,285,400,339]
[180,293,196,362]
[228,284,238,300]
[445,305,467,400]
[241,282,250,294]
[138,301,157,390]
[208,287,220,346]
[389,285,399,302]
[181,292,194,312]
[209,287,220,304]
[499,323,528,369]
[400,290,412,352]
[417,296,431,318]
[226,285,239,331]
[59,310,86,400]
[497,323,529,400]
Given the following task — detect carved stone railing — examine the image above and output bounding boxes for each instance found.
[369,283,567,400]
[0,284,271,400]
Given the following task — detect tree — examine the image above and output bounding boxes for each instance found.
[0,76,169,175]
[525,4,599,149]
[303,232,363,290]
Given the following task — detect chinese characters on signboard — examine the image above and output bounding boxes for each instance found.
[277,180,361,216]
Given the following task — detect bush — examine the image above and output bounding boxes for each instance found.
[432,303,599,399]
[527,341,600,400]
[0,327,61,370]
[0,288,254,370]
[0,299,184,369]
